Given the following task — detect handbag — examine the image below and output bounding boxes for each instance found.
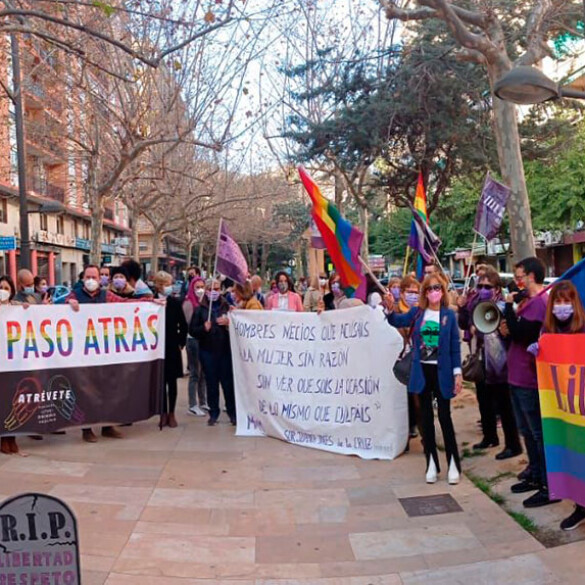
[462,338,484,384]
[393,318,417,385]
[393,345,413,385]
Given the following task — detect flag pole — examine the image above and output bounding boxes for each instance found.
[403,246,410,276]
[463,231,478,295]
[358,256,387,295]
[208,218,222,322]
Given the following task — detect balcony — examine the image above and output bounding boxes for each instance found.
[28,175,66,203]
[26,120,64,160]
[104,208,114,221]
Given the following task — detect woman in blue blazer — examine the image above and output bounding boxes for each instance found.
[386,274,463,485]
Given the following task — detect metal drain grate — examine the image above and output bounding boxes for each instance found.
[399,494,463,517]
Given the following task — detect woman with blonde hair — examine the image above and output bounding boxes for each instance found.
[153,271,187,428]
[303,275,324,312]
[385,275,462,485]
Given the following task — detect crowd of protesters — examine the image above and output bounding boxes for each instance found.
[0,255,583,532]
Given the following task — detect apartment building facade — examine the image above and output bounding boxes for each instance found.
[0,34,131,286]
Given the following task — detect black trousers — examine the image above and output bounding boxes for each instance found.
[419,364,460,473]
[477,380,521,451]
[200,349,236,420]
[162,376,178,415]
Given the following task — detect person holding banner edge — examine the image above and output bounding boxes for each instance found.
[384,275,463,485]
[529,280,585,530]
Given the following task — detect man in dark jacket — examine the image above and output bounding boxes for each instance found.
[189,279,236,426]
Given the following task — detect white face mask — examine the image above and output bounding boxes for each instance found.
[319,279,327,287]
[195,288,205,299]
[84,278,99,292]
[0,289,10,303]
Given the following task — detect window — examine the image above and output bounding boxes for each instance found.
[56,216,64,235]
[0,199,7,224]
[73,220,78,237]
[40,214,48,231]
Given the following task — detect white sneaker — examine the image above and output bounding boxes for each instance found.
[448,458,460,485]
[188,406,206,416]
[200,404,210,412]
[425,458,438,484]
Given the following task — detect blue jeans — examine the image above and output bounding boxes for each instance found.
[186,337,207,408]
[199,349,236,420]
[510,385,547,487]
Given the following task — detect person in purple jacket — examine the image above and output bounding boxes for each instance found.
[502,257,560,509]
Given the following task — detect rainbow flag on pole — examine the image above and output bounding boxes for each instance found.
[537,333,585,506]
[298,166,365,298]
[408,172,429,278]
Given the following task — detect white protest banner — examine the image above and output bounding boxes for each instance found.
[229,305,407,459]
[0,304,165,435]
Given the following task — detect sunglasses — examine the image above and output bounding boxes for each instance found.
[477,284,494,290]
[426,284,442,292]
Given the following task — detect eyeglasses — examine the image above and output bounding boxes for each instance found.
[426,284,442,292]
[477,284,494,290]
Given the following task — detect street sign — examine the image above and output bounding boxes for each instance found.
[0,236,16,251]
[0,493,82,584]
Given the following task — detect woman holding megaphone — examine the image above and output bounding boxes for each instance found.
[458,267,522,461]
[385,275,462,485]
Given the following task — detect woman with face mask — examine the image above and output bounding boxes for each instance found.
[533,281,585,531]
[322,273,346,310]
[265,271,304,312]
[154,272,187,429]
[458,267,522,460]
[0,276,23,456]
[385,275,463,485]
[182,277,208,416]
[108,267,135,298]
[34,276,50,303]
[189,279,236,426]
[303,275,324,312]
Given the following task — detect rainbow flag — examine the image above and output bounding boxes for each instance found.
[407,172,429,278]
[537,333,585,507]
[298,166,365,298]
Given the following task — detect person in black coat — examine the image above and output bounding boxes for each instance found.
[154,271,187,428]
[189,278,236,426]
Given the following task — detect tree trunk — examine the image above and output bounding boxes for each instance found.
[334,168,344,213]
[151,230,161,274]
[251,241,258,273]
[186,237,192,268]
[90,199,104,266]
[359,205,369,259]
[130,207,140,261]
[260,241,269,279]
[487,61,535,261]
[198,243,204,267]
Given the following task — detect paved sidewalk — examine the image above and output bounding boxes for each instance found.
[0,378,582,584]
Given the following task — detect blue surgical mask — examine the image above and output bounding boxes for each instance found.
[391,287,401,302]
[553,304,574,322]
[207,290,220,302]
[23,286,35,295]
[405,292,419,307]
[331,282,342,296]
[162,286,173,297]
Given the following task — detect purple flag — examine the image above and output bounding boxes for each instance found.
[216,220,248,285]
[474,173,511,241]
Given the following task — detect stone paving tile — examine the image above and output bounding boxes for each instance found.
[148,486,255,509]
[399,554,561,585]
[318,557,428,577]
[256,533,355,564]
[538,541,585,584]
[350,524,480,560]
[83,571,110,585]
[106,577,254,585]
[256,577,403,585]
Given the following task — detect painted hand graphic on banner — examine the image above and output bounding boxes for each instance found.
[49,375,85,424]
[4,377,42,431]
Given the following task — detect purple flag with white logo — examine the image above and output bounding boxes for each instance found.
[216,219,248,285]
[474,173,511,241]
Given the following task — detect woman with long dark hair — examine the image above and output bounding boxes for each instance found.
[265,271,303,312]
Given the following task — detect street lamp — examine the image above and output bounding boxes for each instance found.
[494,65,585,105]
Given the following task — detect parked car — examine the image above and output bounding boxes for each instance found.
[49,286,71,304]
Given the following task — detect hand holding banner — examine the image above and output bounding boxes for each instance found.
[474,173,511,241]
